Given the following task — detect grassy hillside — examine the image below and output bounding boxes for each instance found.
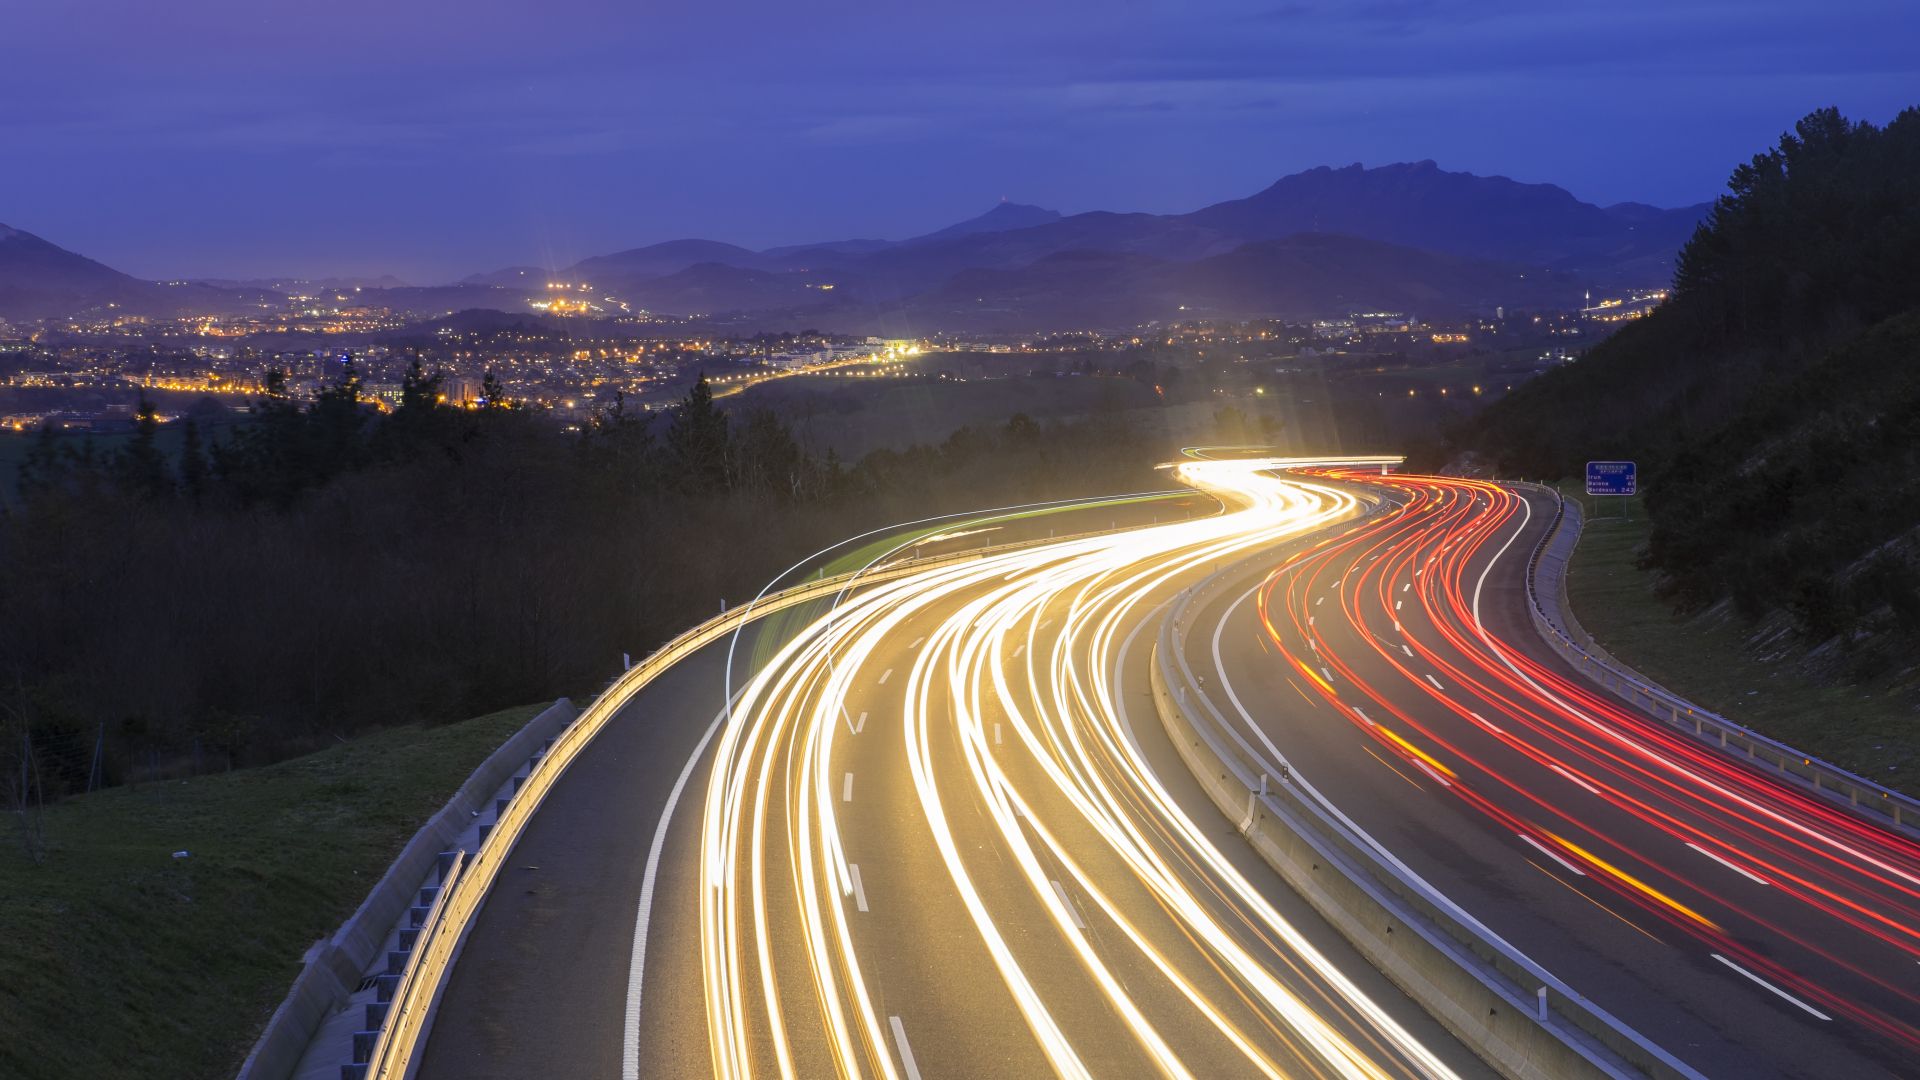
[0,703,545,1080]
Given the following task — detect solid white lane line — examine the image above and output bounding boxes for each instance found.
[1424,673,1445,691]
[1548,763,1601,795]
[842,773,854,802]
[1711,954,1829,1020]
[1050,879,1087,929]
[1520,834,1586,876]
[878,667,893,685]
[850,863,870,912]
[908,635,925,649]
[889,1015,924,1080]
[625,696,737,1080]
[1688,843,1771,886]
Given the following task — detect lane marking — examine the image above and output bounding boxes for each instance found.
[1711,954,1830,1020]
[849,710,868,735]
[1528,858,1662,943]
[1520,834,1586,876]
[1413,760,1453,788]
[1400,644,1414,658]
[993,722,1003,745]
[1424,673,1445,691]
[889,1016,924,1080]
[1687,843,1771,886]
[1037,618,1052,631]
[1548,763,1601,795]
[1013,643,1026,658]
[842,773,854,802]
[1316,596,1325,607]
[1050,879,1087,929]
[1351,706,1375,726]
[1396,599,1403,611]
[1365,745,1425,791]
[908,635,925,649]
[850,863,870,912]
[1393,621,1402,633]
[1320,666,1335,683]
[1468,710,1504,735]
[625,696,738,1079]
[1402,583,1410,593]
[878,667,893,685]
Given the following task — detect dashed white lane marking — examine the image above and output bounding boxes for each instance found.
[1308,615,1315,627]
[850,711,867,735]
[1424,673,1445,691]
[1468,710,1504,734]
[842,773,854,802]
[1548,762,1601,795]
[1396,600,1404,611]
[1413,760,1453,788]
[1317,596,1325,607]
[1394,621,1402,633]
[878,667,893,685]
[1352,706,1375,726]
[1402,583,1411,593]
[1689,843,1772,886]
[1711,954,1830,1020]
[908,636,925,649]
[850,863,870,912]
[889,1015,924,1080]
[1014,643,1026,658]
[1037,618,1052,631]
[1050,879,1086,928]
[1401,644,1414,658]
[993,722,1003,745]
[1320,666,1335,683]
[1520,834,1586,876]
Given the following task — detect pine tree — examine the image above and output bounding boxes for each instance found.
[114,394,172,499]
[666,375,729,491]
[178,418,209,503]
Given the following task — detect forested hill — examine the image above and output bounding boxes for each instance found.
[1454,107,1920,655]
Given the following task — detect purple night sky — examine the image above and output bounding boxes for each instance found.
[2,0,1914,281]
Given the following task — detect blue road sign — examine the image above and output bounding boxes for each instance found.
[1586,461,1636,496]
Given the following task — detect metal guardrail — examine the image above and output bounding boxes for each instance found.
[352,516,1183,1079]
[1517,485,1920,838]
[1151,545,1702,1080]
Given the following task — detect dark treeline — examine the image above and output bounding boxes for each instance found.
[1454,106,1920,667]
[2,363,1164,795]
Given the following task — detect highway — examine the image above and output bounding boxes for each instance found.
[1183,471,1920,1078]
[417,461,1489,1079]
[411,458,1920,1079]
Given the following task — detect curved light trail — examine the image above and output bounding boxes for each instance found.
[688,458,1469,1079]
[1228,470,1920,1063]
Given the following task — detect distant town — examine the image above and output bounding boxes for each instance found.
[0,284,1667,436]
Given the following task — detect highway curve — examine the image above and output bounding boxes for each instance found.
[1185,470,1920,1079]
[417,460,1494,1079]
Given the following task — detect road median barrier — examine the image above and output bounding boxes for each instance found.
[1151,533,1705,1080]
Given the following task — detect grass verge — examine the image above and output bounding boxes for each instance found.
[0,702,547,1080]
[1560,493,1917,797]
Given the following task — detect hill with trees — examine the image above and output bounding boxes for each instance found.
[1454,106,1920,671]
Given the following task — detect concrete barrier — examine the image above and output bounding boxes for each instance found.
[1150,538,1704,1080]
[1519,486,1920,840]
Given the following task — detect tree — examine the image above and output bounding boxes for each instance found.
[114,394,172,499]
[15,423,66,500]
[666,375,729,491]
[481,370,510,410]
[178,418,209,503]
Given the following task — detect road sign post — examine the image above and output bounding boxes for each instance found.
[1586,461,1636,521]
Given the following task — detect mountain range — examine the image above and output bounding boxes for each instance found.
[0,162,1707,330]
